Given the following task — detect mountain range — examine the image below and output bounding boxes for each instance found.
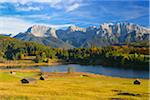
[14,22,150,48]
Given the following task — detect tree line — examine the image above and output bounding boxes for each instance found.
[0,35,149,70]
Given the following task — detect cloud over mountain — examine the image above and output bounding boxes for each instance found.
[0,0,149,36]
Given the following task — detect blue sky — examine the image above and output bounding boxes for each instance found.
[0,0,149,36]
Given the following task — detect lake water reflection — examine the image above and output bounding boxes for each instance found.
[36,64,149,79]
[1,64,148,79]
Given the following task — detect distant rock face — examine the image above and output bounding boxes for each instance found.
[14,25,73,49]
[96,22,150,43]
[57,22,150,47]
[56,26,87,47]
[27,25,57,38]
[67,25,86,32]
[14,22,150,48]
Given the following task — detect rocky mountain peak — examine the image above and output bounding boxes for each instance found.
[15,22,150,48]
[26,25,57,38]
[67,25,86,32]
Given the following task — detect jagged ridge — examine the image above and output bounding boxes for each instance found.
[14,22,150,48]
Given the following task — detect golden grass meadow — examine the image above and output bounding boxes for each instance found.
[0,70,149,100]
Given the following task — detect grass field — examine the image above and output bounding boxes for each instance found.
[0,70,149,100]
[0,60,60,67]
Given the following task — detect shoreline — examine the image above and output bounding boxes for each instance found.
[0,60,148,71]
[0,61,148,70]
[0,62,62,67]
[0,67,149,79]
[0,69,148,80]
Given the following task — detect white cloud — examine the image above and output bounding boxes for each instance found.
[66,3,80,12]
[26,15,51,19]
[0,0,82,12]
[0,17,73,36]
[10,14,51,20]
[0,0,73,4]
[16,6,41,11]
[50,0,82,12]
[0,17,34,36]
[0,0,55,4]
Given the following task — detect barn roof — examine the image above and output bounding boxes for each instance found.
[21,78,36,82]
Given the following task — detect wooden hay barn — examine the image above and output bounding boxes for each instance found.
[39,76,45,80]
[10,71,16,75]
[133,79,141,85]
[21,78,36,84]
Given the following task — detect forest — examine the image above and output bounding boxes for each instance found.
[0,35,149,70]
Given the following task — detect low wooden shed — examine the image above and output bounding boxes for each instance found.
[21,78,36,84]
[39,76,45,80]
[10,71,16,75]
[133,79,141,85]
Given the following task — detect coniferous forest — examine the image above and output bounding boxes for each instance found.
[0,35,149,70]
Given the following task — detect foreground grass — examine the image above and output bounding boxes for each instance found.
[0,71,149,100]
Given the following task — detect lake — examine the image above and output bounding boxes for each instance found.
[12,64,149,79]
